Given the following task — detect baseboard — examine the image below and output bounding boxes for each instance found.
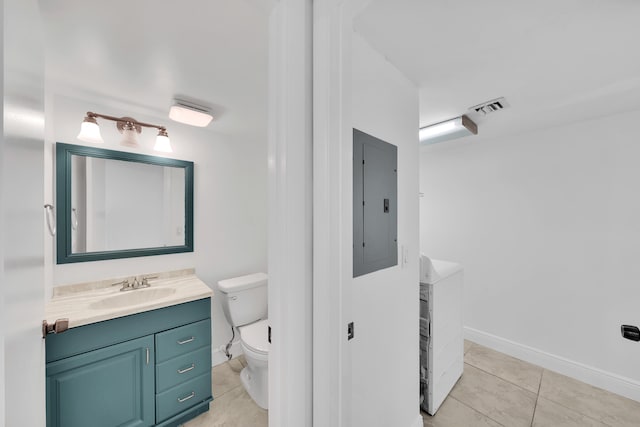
[212,341,243,367]
[408,413,424,427]
[464,326,640,402]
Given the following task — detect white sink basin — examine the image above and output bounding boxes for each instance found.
[90,287,177,310]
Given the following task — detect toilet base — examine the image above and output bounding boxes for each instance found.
[240,366,268,410]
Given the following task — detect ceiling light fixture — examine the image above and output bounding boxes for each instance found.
[77,111,173,153]
[419,115,478,145]
[169,99,213,127]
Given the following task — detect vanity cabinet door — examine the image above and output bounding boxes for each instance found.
[46,335,155,427]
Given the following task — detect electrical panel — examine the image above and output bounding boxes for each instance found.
[353,128,397,277]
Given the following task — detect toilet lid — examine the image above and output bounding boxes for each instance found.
[240,319,270,355]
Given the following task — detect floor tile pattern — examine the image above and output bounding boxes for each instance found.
[424,341,640,427]
[183,342,640,427]
[183,355,268,427]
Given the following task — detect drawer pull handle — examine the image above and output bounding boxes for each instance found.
[177,336,195,345]
[177,364,195,374]
[177,391,195,403]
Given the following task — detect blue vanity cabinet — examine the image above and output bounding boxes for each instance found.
[46,335,155,427]
[46,298,212,427]
[154,319,212,425]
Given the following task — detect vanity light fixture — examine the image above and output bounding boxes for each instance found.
[419,114,478,145]
[77,111,173,153]
[77,115,104,144]
[169,99,213,127]
[153,128,172,153]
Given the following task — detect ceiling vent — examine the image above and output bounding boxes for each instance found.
[469,97,509,115]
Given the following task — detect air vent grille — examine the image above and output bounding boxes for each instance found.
[469,97,509,115]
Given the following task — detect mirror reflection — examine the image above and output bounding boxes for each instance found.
[70,155,186,253]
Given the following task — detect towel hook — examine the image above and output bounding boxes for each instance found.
[44,204,56,236]
[71,207,78,230]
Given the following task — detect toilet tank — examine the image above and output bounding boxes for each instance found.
[218,273,268,327]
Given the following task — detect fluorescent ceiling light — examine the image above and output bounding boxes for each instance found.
[169,100,213,127]
[419,115,478,145]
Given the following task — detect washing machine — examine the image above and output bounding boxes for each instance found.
[419,256,464,415]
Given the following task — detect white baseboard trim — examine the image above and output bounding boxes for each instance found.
[409,413,424,427]
[212,341,243,367]
[464,326,640,402]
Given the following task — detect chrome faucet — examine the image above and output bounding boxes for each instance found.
[111,275,157,292]
[111,279,133,292]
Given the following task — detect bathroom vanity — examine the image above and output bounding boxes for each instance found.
[44,270,213,427]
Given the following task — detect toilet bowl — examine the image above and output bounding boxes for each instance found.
[238,318,269,409]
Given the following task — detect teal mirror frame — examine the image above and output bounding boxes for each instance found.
[55,142,194,264]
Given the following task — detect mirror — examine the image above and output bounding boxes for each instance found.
[56,143,194,263]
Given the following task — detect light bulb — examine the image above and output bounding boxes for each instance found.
[154,129,172,152]
[77,116,104,144]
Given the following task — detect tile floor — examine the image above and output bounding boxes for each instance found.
[423,341,640,427]
[183,355,268,427]
[184,342,640,427]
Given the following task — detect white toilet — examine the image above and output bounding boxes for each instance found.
[218,272,269,409]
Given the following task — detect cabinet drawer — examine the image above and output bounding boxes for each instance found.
[156,319,211,363]
[156,372,212,422]
[156,346,211,392]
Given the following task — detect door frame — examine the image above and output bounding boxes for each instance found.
[2,0,47,425]
[264,0,376,425]
[267,1,313,426]
[311,1,353,426]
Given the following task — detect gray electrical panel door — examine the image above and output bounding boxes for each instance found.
[353,128,397,277]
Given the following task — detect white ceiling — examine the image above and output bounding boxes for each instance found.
[40,1,640,144]
[39,0,269,140]
[355,0,640,142]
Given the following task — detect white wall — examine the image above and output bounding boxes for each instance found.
[3,0,46,425]
[45,92,268,365]
[0,0,5,420]
[350,34,421,427]
[420,109,640,400]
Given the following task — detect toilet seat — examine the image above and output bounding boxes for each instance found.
[239,318,270,355]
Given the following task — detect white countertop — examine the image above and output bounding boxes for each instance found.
[46,269,213,329]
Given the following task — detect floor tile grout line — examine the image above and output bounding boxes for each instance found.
[213,383,243,399]
[529,369,543,427]
[464,362,539,396]
[534,397,614,427]
[466,361,614,427]
[466,345,543,375]
[536,369,621,427]
[449,396,507,427]
[534,394,615,427]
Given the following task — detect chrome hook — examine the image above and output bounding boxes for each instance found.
[44,204,56,236]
